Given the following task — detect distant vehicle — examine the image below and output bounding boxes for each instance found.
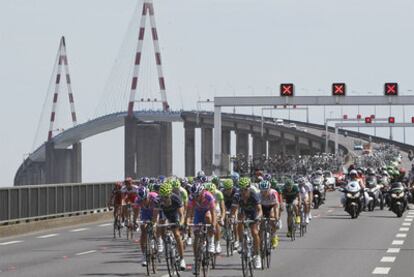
[288,123,297,129]
[275,119,284,126]
[354,144,363,150]
[323,171,336,189]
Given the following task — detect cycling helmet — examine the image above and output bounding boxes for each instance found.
[190,183,204,197]
[263,173,272,181]
[222,179,234,190]
[187,176,194,184]
[204,182,216,193]
[349,169,358,176]
[258,180,271,191]
[140,177,150,186]
[199,175,208,183]
[197,170,206,178]
[159,183,173,197]
[366,168,375,176]
[137,186,149,199]
[285,179,294,188]
[211,176,220,185]
[170,179,181,189]
[297,177,306,185]
[239,177,251,189]
[114,182,122,189]
[231,172,240,182]
[125,177,133,184]
[399,168,406,176]
[159,175,166,182]
[152,183,161,192]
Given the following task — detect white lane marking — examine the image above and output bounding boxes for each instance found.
[0,240,23,246]
[396,233,407,238]
[98,223,112,227]
[70,228,89,232]
[37,233,59,239]
[380,256,396,263]
[399,227,409,232]
[406,215,414,218]
[328,209,333,213]
[386,248,400,253]
[402,222,412,226]
[391,240,404,245]
[372,267,391,274]
[404,218,413,222]
[75,250,96,256]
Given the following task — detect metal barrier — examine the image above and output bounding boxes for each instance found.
[0,182,114,224]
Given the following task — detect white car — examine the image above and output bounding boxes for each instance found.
[323,171,336,189]
[288,123,297,129]
[275,119,284,126]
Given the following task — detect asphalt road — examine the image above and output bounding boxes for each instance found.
[1,191,413,277]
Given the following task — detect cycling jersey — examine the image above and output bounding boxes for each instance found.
[173,187,189,205]
[282,185,299,204]
[135,191,159,221]
[221,187,238,211]
[159,193,183,223]
[232,188,261,220]
[260,189,279,207]
[111,188,123,205]
[121,185,139,203]
[188,190,216,224]
[212,189,224,215]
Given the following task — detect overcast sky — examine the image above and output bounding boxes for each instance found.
[1,0,414,187]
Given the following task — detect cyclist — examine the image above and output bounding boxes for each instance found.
[282,179,301,238]
[204,182,225,254]
[258,180,280,248]
[230,177,262,269]
[107,181,123,225]
[170,178,191,245]
[297,177,312,224]
[186,183,216,274]
[221,178,239,249]
[135,186,159,267]
[231,172,240,188]
[155,182,187,271]
[121,177,139,228]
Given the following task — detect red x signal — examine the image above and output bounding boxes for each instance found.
[388,116,395,124]
[280,83,294,96]
[365,117,372,124]
[332,83,346,96]
[411,117,414,124]
[384,83,398,96]
[357,114,362,119]
[343,114,348,119]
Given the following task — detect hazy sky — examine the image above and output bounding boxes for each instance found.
[1,0,414,186]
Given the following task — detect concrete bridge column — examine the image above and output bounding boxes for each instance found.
[253,135,266,157]
[45,142,82,184]
[280,133,286,157]
[268,138,279,157]
[201,127,213,175]
[221,129,231,174]
[236,131,249,157]
[184,123,195,177]
[125,116,138,179]
[159,122,172,177]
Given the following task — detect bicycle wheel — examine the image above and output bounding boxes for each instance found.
[113,218,117,239]
[241,239,249,277]
[164,243,173,277]
[170,247,180,277]
[248,255,254,277]
[260,228,266,270]
[202,240,210,277]
[265,230,272,269]
[145,244,151,276]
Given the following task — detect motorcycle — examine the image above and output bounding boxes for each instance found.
[365,176,383,211]
[312,176,325,209]
[389,183,407,217]
[339,181,362,219]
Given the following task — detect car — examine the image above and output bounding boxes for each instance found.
[288,123,297,129]
[275,119,284,126]
[354,144,363,150]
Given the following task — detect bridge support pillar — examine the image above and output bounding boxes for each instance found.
[184,123,196,177]
[253,135,266,157]
[236,131,249,157]
[268,138,279,157]
[45,142,82,184]
[125,117,172,178]
[221,129,231,175]
[201,127,213,175]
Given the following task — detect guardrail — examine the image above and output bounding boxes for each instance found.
[0,182,114,225]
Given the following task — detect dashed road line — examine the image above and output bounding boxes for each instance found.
[395,233,407,238]
[372,267,391,275]
[399,227,409,232]
[0,240,23,246]
[391,240,404,245]
[386,248,400,253]
[380,256,396,263]
[75,250,97,256]
[98,223,112,227]
[402,222,411,226]
[37,233,59,239]
[404,218,413,222]
[70,228,89,232]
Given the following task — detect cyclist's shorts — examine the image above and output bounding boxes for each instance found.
[194,209,209,224]
[262,205,273,218]
[241,210,256,221]
[140,208,153,221]
[159,211,179,224]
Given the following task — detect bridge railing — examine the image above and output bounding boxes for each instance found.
[0,182,114,225]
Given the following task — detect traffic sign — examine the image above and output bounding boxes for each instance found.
[365,117,372,123]
[332,83,346,96]
[280,83,294,96]
[384,83,398,96]
[388,116,395,123]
